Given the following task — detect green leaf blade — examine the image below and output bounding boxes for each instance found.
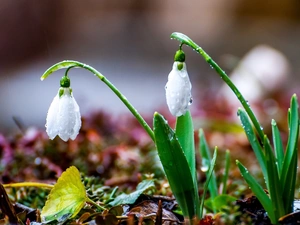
[109,180,155,206]
[153,112,198,219]
[271,119,284,174]
[175,111,195,182]
[264,136,285,218]
[236,161,276,224]
[200,148,217,218]
[281,94,299,213]
[238,109,267,184]
[199,129,218,200]
[222,149,231,195]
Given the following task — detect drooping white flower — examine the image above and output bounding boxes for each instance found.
[46,77,81,141]
[165,61,192,117]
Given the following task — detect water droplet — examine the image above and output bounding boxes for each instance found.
[201,165,209,172]
[188,97,193,105]
[35,157,42,165]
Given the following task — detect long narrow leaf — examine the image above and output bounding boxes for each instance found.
[264,136,285,218]
[281,95,299,213]
[281,95,299,175]
[199,129,218,200]
[282,95,298,176]
[238,109,267,185]
[271,119,284,174]
[222,150,231,195]
[175,111,199,218]
[176,111,196,183]
[236,161,276,224]
[200,148,217,219]
[153,112,198,219]
[282,153,297,212]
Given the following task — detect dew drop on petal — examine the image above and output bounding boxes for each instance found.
[188,97,193,105]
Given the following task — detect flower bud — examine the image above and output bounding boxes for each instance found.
[165,62,192,117]
[45,77,81,141]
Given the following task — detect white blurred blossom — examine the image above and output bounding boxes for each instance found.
[46,87,81,141]
[220,45,289,105]
[165,62,192,117]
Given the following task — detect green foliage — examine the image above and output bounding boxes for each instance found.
[108,180,155,206]
[175,111,197,190]
[171,32,300,224]
[199,148,217,219]
[153,112,199,219]
[237,95,299,224]
[199,131,233,214]
[41,166,87,223]
[205,194,237,212]
[37,32,300,225]
[199,129,218,201]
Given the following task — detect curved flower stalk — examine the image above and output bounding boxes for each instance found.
[165,49,192,117]
[41,61,154,142]
[170,32,300,224]
[45,75,81,141]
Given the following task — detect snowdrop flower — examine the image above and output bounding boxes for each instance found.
[46,75,81,141]
[165,50,192,117]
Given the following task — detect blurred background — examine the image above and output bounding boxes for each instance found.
[1,0,300,133]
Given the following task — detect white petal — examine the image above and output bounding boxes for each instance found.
[69,96,81,140]
[57,89,77,141]
[45,88,81,141]
[46,94,60,139]
[165,62,192,117]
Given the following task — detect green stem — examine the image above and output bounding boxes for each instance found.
[3,182,54,189]
[170,32,264,141]
[41,60,154,142]
[86,197,106,211]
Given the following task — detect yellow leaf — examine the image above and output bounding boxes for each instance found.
[41,166,87,223]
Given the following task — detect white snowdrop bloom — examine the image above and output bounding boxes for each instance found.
[46,87,81,141]
[165,62,192,117]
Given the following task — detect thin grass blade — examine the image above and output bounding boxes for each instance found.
[238,109,267,185]
[200,148,217,219]
[236,160,276,224]
[199,129,218,200]
[282,95,299,178]
[281,95,299,213]
[222,150,231,195]
[271,119,284,174]
[264,136,285,218]
[282,153,297,212]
